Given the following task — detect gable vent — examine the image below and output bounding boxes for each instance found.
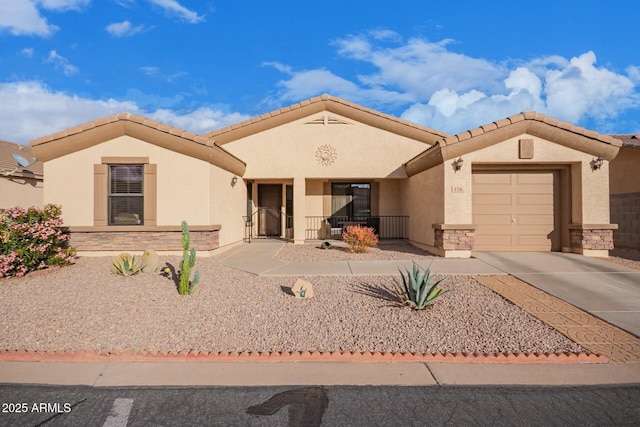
[304,114,352,125]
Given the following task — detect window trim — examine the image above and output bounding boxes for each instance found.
[108,164,144,226]
[94,157,157,227]
[331,182,371,219]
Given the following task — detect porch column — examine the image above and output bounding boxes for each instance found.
[293,177,306,244]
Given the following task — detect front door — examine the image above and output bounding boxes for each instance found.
[258,184,282,237]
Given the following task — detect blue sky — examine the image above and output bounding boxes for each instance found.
[1,0,639,145]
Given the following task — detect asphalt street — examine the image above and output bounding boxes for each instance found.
[0,384,639,426]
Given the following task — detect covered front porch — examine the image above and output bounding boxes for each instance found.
[243,178,409,243]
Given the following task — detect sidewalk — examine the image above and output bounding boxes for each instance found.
[2,361,640,387]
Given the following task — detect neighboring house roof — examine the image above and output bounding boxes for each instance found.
[406,111,622,176]
[610,134,640,150]
[202,94,450,145]
[29,113,246,176]
[0,139,43,179]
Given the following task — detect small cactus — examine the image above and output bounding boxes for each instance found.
[141,249,159,273]
[178,221,200,295]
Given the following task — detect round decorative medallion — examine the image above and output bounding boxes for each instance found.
[315,144,337,166]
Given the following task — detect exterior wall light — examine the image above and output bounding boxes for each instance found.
[591,156,604,170]
[453,157,464,172]
[231,175,238,186]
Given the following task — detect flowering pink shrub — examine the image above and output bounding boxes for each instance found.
[342,225,378,253]
[0,204,76,278]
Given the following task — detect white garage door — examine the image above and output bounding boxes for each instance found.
[472,171,557,251]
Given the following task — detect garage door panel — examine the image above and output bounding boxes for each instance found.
[475,234,513,248]
[473,174,512,184]
[512,204,554,214]
[473,185,513,194]
[516,174,554,184]
[473,214,512,225]
[474,194,512,204]
[473,171,557,252]
[516,235,553,250]
[516,214,554,225]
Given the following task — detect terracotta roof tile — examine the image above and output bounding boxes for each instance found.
[610,134,640,149]
[200,94,449,143]
[433,112,620,148]
[481,122,498,132]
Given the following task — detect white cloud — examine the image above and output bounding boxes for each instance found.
[0,81,248,144]
[544,51,637,122]
[105,20,146,37]
[0,1,58,36]
[148,0,204,23]
[36,0,91,11]
[149,108,249,134]
[46,50,79,76]
[269,33,640,134]
[21,48,35,57]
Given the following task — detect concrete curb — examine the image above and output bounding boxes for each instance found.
[0,349,607,364]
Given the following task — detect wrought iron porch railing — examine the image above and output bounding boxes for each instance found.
[243,208,293,243]
[305,216,408,240]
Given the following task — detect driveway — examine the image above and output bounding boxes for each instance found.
[473,252,640,338]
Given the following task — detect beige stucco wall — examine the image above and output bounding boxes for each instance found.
[402,164,445,248]
[451,133,611,225]
[305,180,324,218]
[222,112,429,179]
[43,135,212,227]
[610,147,640,194]
[0,176,43,209]
[209,165,246,247]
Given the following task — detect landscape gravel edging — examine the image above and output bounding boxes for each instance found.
[0,349,607,364]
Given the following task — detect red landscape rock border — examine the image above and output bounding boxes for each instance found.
[0,349,607,364]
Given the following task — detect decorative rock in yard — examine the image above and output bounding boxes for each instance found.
[141,249,159,273]
[291,278,314,299]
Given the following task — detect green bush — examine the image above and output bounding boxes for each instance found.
[0,204,75,278]
[393,262,449,310]
[111,253,142,277]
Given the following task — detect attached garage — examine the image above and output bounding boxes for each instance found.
[404,111,622,258]
[472,170,559,251]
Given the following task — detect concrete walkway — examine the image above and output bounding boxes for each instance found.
[219,240,505,276]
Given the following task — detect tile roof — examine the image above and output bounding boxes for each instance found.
[438,111,621,147]
[201,94,450,145]
[405,111,623,177]
[0,139,43,178]
[29,112,246,176]
[30,112,213,148]
[610,134,640,150]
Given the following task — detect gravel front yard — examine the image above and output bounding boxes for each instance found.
[0,250,585,355]
[274,241,440,262]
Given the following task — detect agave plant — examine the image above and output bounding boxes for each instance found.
[111,253,142,277]
[393,262,449,310]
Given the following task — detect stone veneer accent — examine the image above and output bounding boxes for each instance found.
[610,192,640,249]
[433,224,475,251]
[569,226,616,251]
[67,226,220,252]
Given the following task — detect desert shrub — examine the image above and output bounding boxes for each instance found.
[342,225,378,253]
[393,262,449,310]
[111,253,142,277]
[0,204,76,278]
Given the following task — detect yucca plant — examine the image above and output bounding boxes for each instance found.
[393,262,449,310]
